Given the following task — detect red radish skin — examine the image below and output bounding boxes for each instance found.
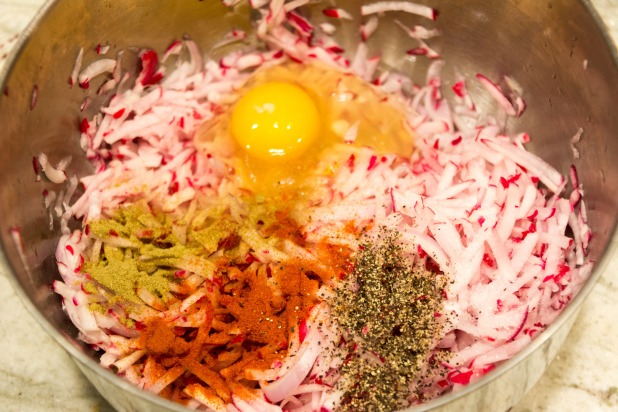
[322,8,354,20]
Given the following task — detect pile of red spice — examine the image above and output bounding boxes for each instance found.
[129,215,351,405]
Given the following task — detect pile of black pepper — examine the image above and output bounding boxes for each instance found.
[330,228,448,411]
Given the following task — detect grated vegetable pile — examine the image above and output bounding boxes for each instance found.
[35,1,595,411]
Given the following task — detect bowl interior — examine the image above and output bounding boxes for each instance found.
[1,0,617,411]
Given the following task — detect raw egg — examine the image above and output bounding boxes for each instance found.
[231,82,320,162]
[195,63,415,199]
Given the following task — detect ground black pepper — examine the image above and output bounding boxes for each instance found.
[331,228,448,411]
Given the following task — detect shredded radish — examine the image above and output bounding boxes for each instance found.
[319,22,337,35]
[78,58,116,88]
[30,84,38,110]
[570,127,584,159]
[70,47,84,86]
[47,1,593,411]
[37,152,68,183]
[361,1,437,21]
[476,74,517,116]
[360,16,379,42]
[322,8,354,20]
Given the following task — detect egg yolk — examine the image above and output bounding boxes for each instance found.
[231,82,320,162]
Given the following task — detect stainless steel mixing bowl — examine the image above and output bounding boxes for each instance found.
[1,0,617,411]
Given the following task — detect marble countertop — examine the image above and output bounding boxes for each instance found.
[1,1,617,411]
